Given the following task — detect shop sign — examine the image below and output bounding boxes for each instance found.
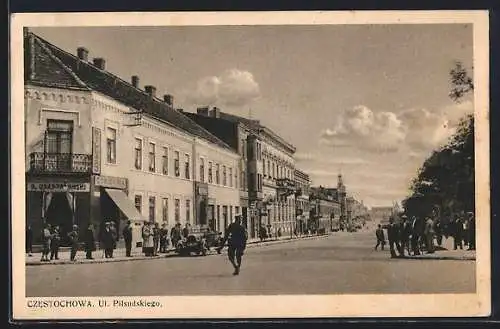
[27,182,90,192]
[94,175,128,190]
[92,127,101,174]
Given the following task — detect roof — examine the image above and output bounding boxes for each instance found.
[24,31,234,151]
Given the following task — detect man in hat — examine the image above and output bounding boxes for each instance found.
[67,224,79,261]
[122,220,133,257]
[387,217,401,258]
[217,215,248,275]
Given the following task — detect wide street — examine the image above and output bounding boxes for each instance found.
[26,229,476,297]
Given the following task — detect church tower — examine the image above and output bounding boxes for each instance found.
[337,173,347,229]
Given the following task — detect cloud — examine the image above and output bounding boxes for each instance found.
[320,105,406,153]
[320,102,473,154]
[187,69,260,107]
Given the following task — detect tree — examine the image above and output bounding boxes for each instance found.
[403,62,474,222]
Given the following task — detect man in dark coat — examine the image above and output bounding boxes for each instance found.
[453,215,464,250]
[410,216,421,256]
[170,223,182,249]
[102,222,114,258]
[122,220,133,257]
[374,224,385,251]
[67,224,79,261]
[50,225,61,260]
[153,223,160,256]
[467,212,475,250]
[216,215,248,275]
[26,224,33,256]
[84,224,96,259]
[110,221,118,258]
[159,223,169,253]
[387,217,401,258]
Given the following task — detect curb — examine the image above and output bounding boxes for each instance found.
[26,234,330,266]
[405,255,476,261]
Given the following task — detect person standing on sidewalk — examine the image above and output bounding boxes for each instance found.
[50,225,61,260]
[399,216,411,256]
[67,224,80,261]
[387,217,401,258]
[452,215,464,250]
[153,222,160,256]
[84,224,96,260]
[122,220,133,257]
[102,222,114,258]
[217,215,248,275]
[424,216,435,254]
[159,223,168,253]
[110,221,118,258]
[374,224,386,251]
[40,223,52,262]
[26,224,33,257]
[170,223,182,250]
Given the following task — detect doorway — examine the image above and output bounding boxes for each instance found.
[45,192,73,246]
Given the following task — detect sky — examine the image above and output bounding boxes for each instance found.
[30,24,474,208]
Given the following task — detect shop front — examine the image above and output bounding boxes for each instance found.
[26,178,91,246]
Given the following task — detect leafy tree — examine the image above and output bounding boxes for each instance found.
[403,62,474,223]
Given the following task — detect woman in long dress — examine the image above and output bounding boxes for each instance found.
[142,222,154,256]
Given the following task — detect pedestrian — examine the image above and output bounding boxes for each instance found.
[400,216,411,256]
[67,224,79,261]
[110,221,118,258]
[102,222,114,258]
[49,225,61,260]
[216,215,248,275]
[424,216,435,254]
[467,212,475,250]
[410,216,421,256]
[40,223,52,262]
[170,223,182,250]
[374,224,385,251]
[259,225,267,242]
[153,222,160,256]
[26,224,33,257]
[84,223,96,260]
[435,219,443,247]
[182,223,191,239]
[453,215,464,250]
[142,222,154,256]
[387,217,401,258]
[122,220,133,257]
[159,223,168,253]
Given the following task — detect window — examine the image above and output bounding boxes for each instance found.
[46,120,73,154]
[149,196,155,222]
[235,171,238,189]
[223,165,227,186]
[134,195,142,213]
[200,158,205,182]
[174,199,180,223]
[162,147,168,175]
[185,200,191,224]
[148,142,156,172]
[134,138,142,170]
[106,127,117,164]
[229,168,233,187]
[162,198,168,223]
[185,154,190,179]
[235,206,240,216]
[208,162,213,183]
[215,164,220,184]
[174,151,180,177]
[257,174,262,192]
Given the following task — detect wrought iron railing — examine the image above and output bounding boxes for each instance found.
[29,152,92,174]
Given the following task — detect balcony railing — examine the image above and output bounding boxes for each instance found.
[29,152,92,174]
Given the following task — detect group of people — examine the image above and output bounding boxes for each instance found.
[140,221,193,257]
[33,222,97,262]
[374,211,476,258]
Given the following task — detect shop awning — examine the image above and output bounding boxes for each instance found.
[104,188,146,222]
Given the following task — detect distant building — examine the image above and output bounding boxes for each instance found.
[370,206,394,225]
[293,169,310,234]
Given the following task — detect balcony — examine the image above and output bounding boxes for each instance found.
[276,178,296,191]
[29,152,92,175]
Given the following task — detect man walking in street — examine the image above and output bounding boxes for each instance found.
[217,215,248,275]
[374,224,385,251]
[387,217,401,258]
[84,223,96,260]
[50,225,61,260]
[122,220,133,257]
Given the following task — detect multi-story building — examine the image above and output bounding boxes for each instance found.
[309,186,341,232]
[185,108,297,239]
[24,31,240,246]
[293,169,310,234]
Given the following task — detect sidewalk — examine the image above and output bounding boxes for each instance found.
[405,236,476,261]
[25,233,330,266]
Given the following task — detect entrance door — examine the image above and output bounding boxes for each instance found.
[45,192,73,246]
[207,205,215,231]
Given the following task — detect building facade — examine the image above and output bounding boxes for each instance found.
[185,108,297,239]
[24,31,240,246]
[293,169,310,234]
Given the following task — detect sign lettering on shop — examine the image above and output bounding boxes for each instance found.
[94,175,128,189]
[27,182,90,192]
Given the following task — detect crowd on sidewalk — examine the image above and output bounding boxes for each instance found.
[374,210,475,258]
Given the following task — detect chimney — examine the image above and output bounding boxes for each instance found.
[77,47,89,61]
[131,75,139,88]
[197,106,209,116]
[93,58,106,70]
[210,107,221,118]
[144,85,156,98]
[163,94,174,107]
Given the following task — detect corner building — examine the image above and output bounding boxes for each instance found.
[24,31,240,246]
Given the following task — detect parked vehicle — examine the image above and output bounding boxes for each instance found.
[175,232,208,256]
